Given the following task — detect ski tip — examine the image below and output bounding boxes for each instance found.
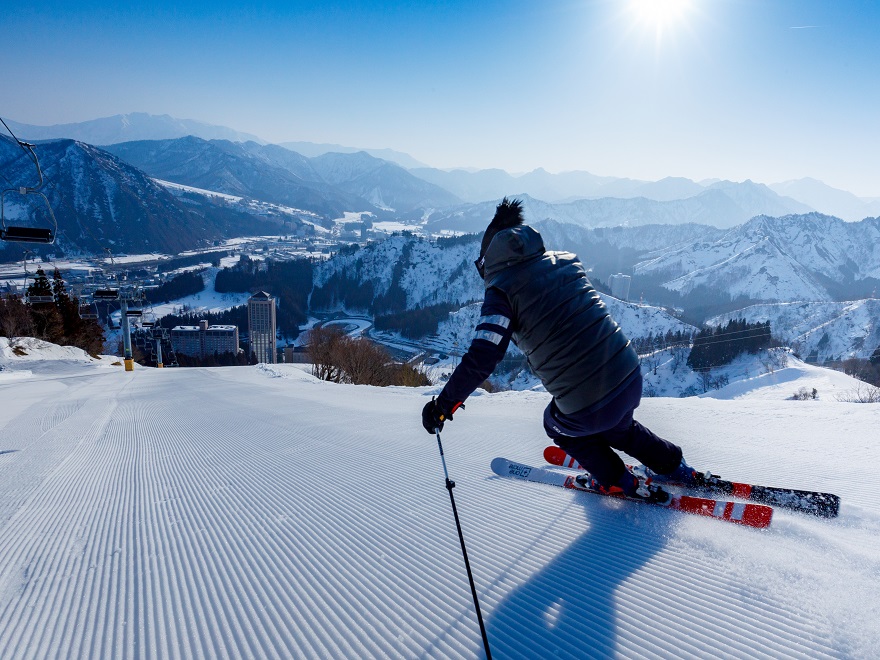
[490,457,510,476]
[543,445,565,466]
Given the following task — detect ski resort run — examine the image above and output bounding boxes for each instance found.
[0,340,878,658]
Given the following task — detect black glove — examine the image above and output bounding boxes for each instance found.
[421,397,464,434]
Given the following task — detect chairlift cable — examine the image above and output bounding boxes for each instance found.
[0,116,40,172]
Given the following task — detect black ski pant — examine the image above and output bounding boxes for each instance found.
[543,374,682,488]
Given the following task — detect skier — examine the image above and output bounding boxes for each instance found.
[422,198,700,503]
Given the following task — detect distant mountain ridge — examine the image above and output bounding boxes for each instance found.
[105,137,458,217]
[3,113,428,170]
[424,185,811,232]
[8,113,878,220]
[413,167,879,221]
[6,113,264,146]
[309,151,460,213]
[278,141,427,169]
[105,137,373,220]
[769,178,880,222]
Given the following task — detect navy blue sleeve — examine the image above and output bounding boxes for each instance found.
[437,288,514,414]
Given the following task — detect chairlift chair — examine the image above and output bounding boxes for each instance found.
[79,303,99,320]
[26,292,55,304]
[93,289,119,301]
[79,298,99,321]
[125,309,143,318]
[0,142,58,245]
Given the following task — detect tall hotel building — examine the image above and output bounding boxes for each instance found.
[248,291,277,364]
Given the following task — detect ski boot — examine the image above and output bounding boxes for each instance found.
[576,471,672,505]
[667,459,718,488]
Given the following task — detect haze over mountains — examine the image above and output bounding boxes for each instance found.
[8,113,880,221]
[2,113,879,363]
[5,113,264,147]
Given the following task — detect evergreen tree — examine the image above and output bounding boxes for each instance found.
[26,268,64,342]
[687,319,775,371]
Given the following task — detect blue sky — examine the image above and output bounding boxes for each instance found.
[2,0,879,196]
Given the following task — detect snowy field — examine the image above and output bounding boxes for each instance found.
[1,342,879,658]
[139,269,252,321]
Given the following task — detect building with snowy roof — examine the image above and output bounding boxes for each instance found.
[171,320,239,359]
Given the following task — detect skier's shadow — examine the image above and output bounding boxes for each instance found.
[486,494,670,658]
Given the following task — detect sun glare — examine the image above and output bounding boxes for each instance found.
[630,0,692,31]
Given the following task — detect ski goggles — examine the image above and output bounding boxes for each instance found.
[474,256,486,279]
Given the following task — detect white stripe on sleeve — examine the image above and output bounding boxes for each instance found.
[474,329,504,345]
[479,314,511,329]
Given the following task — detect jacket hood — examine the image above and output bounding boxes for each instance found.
[482,224,546,280]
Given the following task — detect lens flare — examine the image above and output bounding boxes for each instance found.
[630,0,692,29]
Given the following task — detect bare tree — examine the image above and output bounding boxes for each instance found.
[308,325,416,386]
[336,337,393,386]
[0,296,35,338]
[670,345,689,373]
[307,325,346,383]
[836,382,880,403]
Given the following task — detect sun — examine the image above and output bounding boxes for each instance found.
[630,0,692,31]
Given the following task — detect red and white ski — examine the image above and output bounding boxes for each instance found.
[492,457,773,529]
[543,446,840,518]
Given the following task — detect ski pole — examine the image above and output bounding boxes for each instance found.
[434,427,492,659]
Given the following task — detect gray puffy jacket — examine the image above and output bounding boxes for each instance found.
[483,224,640,414]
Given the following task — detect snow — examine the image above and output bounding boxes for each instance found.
[708,299,880,363]
[155,179,243,203]
[146,268,252,319]
[322,317,372,337]
[372,221,422,233]
[700,356,868,401]
[156,179,328,232]
[633,214,880,304]
[0,343,878,658]
[0,336,117,367]
[103,253,171,265]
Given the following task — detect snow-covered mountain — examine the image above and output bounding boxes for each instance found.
[5,113,263,145]
[535,219,725,283]
[312,231,695,355]
[0,136,281,260]
[105,137,375,221]
[634,213,880,303]
[310,221,879,379]
[425,185,811,233]
[106,138,458,217]
[0,340,877,658]
[432,296,696,359]
[708,299,880,364]
[312,234,484,312]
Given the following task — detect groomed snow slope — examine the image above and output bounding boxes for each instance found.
[0,353,878,658]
